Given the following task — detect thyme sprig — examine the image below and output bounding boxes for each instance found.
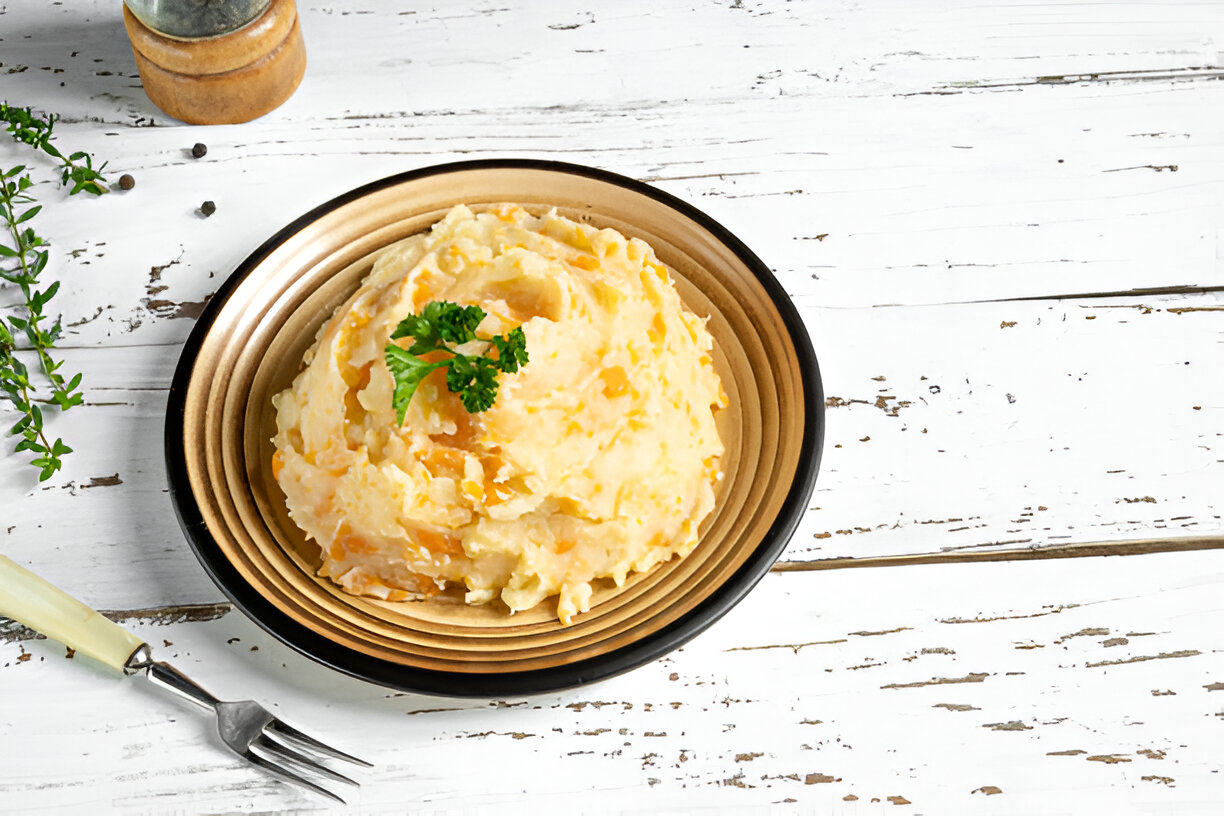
[0,166,85,407]
[0,166,82,480]
[0,104,106,480]
[0,320,72,481]
[1,103,108,196]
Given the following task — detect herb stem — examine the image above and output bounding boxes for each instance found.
[0,334,55,459]
[0,172,76,408]
[0,104,108,478]
[0,104,107,196]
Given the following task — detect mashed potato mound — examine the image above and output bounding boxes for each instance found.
[272,204,725,624]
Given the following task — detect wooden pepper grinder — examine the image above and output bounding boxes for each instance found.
[123,0,306,125]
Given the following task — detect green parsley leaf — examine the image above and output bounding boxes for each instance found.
[444,354,499,413]
[385,344,446,425]
[385,301,529,423]
[430,301,485,345]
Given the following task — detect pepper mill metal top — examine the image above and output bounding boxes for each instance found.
[123,0,272,40]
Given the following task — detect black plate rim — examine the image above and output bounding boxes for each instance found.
[163,158,824,697]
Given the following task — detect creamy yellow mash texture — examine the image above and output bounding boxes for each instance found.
[272,204,725,624]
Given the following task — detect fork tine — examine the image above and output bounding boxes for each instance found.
[243,750,347,804]
[254,733,359,786]
[267,719,374,767]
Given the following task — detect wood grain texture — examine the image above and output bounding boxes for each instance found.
[1,554,1221,812]
[1,0,1222,811]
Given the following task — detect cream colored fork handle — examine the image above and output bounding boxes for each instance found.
[0,554,145,672]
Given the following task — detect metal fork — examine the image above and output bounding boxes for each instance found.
[125,645,371,802]
[0,554,370,803]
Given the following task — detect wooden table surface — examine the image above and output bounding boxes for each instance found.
[2,1,1222,812]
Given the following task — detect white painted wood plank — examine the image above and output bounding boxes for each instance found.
[2,0,1223,811]
[21,84,1217,313]
[4,291,1219,608]
[0,0,1219,331]
[799,292,1224,559]
[1,551,1220,813]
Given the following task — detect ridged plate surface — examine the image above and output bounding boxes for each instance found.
[165,160,823,696]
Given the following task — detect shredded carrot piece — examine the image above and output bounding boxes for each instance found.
[555,539,576,554]
[425,447,466,475]
[483,477,513,506]
[411,573,443,598]
[494,204,524,222]
[599,366,630,398]
[412,281,433,310]
[649,312,667,343]
[417,529,464,557]
[355,362,373,390]
[572,254,600,271]
[271,450,284,480]
[337,533,375,555]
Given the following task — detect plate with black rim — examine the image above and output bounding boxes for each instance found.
[164,159,823,697]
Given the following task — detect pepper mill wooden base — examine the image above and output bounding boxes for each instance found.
[123,0,306,125]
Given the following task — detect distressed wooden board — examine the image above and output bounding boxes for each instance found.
[0,0,1221,335]
[3,91,1214,351]
[1,552,1221,813]
[799,292,1224,560]
[3,290,1222,610]
[3,291,1221,605]
[2,0,1224,811]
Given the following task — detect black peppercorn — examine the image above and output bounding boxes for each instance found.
[191,142,208,158]
[118,174,135,190]
[200,200,216,217]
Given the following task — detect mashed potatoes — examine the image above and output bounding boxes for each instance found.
[272,204,725,624]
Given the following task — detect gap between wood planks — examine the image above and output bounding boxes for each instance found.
[901,65,1224,96]
[773,534,1224,573]
[0,603,230,644]
[976,284,1224,304]
[838,284,1224,310]
[2,536,1220,641]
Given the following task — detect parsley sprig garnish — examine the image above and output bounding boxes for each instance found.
[385,301,528,421]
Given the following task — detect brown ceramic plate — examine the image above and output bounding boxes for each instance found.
[165,160,823,696]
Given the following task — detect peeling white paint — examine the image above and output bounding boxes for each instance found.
[0,0,1222,812]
